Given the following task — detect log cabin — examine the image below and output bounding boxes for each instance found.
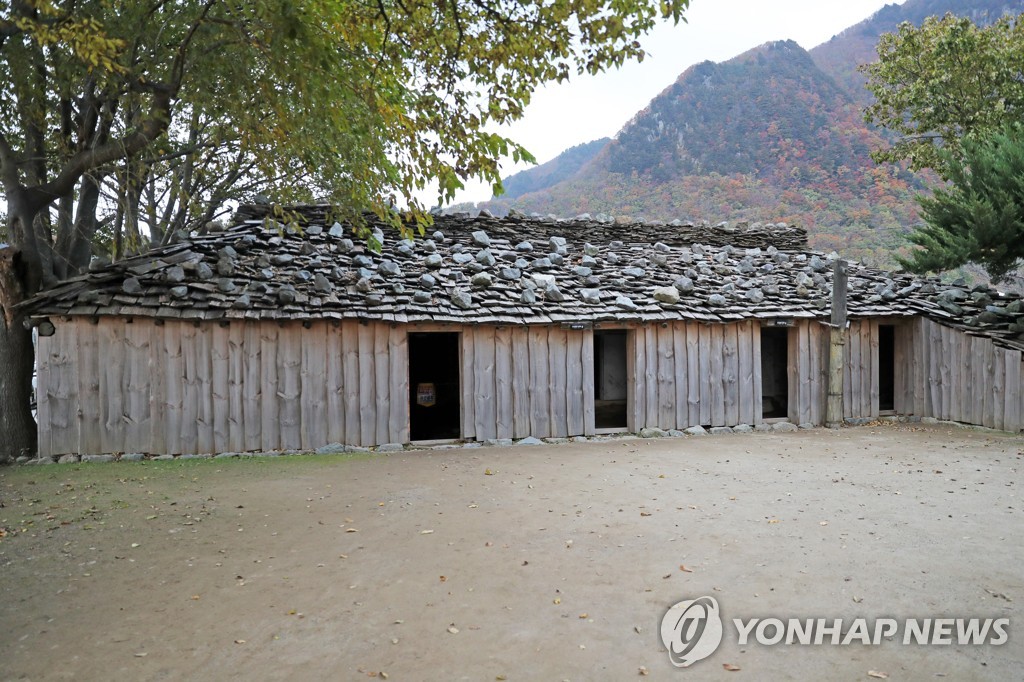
[19,204,1024,458]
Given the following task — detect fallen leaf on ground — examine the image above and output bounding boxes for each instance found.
[768,519,780,524]
[447,625,459,634]
[421,530,434,534]
[867,672,889,679]
[553,597,561,604]
[639,666,649,675]
[345,528,359,533]
[679,565,694,573]
[484,469,494,475]
[234,639,246,644]
[723,663,741,671]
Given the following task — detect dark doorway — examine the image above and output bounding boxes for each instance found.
[878,325,895,411]
[409,332,461,440]
[594,330,628,429]
[760,327,789,418]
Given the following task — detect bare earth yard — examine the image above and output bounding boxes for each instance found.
[1,424,1022,681]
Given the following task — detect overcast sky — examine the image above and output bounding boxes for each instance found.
[449,0,904,205]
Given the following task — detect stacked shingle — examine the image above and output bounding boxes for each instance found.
[20,204,1024,352]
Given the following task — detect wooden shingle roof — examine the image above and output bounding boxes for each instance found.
[20,204,1024,351]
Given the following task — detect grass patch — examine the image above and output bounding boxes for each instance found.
[0,450,385,542]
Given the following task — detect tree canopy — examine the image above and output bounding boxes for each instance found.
[2,0,690,263]
[862,12,1024,179]
[0,0,689,462]
[897,124,1024,283]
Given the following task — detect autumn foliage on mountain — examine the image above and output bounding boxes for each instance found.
[468,0,1022,269]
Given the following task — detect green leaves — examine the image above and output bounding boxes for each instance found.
[898,125,1024,282]
[862,13,1024,179]
[863,12,1024,281]
[1,0,689,253]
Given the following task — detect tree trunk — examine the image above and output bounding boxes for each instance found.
[0,247,38,463]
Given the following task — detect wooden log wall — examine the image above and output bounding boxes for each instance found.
[789,320,829,425]
[38,318,409,457]
[628,320,765,430]
[458,325,595,440]
[37,314,1020,458]
[842,319,879,421]
[908,318,1023,432]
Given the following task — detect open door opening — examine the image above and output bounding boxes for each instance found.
[878,324,895,412]
[409,332,461,441]
[594,330,628,430]
[760,327,789,419]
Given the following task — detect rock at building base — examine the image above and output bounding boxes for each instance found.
[639,427,669,438]
[772,422,798,432]
[315,442,350,455]
[709,426,733,435]
[82,454,115,463]
[516,437,543,446]
[684,426,707,436]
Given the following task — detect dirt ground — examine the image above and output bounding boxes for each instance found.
[1,424,1022,681]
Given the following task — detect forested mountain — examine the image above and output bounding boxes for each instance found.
[810,0,1018,104]
[466,0,1024,268]
[500,139,609,199]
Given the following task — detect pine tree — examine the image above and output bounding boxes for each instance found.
[898,125,1024,282]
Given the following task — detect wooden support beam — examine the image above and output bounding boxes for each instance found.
[826,259,848,427]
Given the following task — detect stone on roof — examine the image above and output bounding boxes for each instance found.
[15,204,1024,352]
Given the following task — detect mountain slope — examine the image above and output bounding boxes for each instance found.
[500,138,609,200]
[474,0,1024,268]
[810,0,1018,103]
[604,40,867,183]
[481,39,922,263]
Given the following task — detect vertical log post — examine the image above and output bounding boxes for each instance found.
[826,259,848,428]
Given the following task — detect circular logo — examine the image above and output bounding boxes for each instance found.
[660,596,724,667]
